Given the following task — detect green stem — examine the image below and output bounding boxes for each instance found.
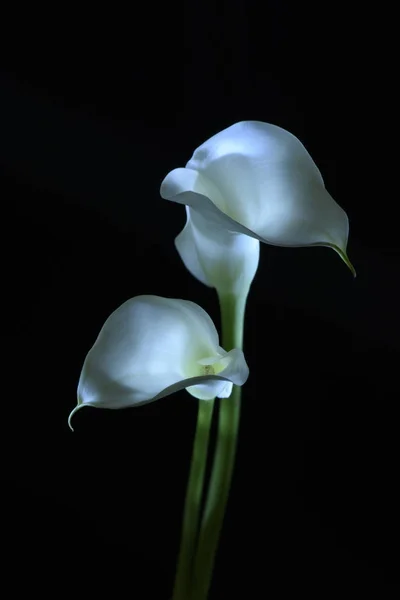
[191,291,248,600]
[172,398,215,600]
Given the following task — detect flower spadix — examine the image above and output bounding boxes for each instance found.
[160,121,355,294]
[68,295,249,430]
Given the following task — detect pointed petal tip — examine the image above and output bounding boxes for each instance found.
[330,244,356,278]
[341,251,357,278]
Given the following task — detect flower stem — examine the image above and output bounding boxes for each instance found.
[191,291,248,600]
[172,398,215,600]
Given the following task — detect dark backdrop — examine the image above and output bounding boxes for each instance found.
[1,2,398,597]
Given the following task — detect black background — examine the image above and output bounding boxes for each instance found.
[1,2,399,597]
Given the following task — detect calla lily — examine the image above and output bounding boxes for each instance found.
[69,295,249,429]
[160,120,355,294]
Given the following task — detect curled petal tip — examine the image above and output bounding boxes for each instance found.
[68,409,76,432]
[68,404,87,432]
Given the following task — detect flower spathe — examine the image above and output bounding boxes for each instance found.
[68,295,249,430]
[160,121,355,294]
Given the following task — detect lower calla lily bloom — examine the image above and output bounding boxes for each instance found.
[68,295,249,429]
[160,120,355,294]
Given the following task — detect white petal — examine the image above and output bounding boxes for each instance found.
[176,205,260,294]
[161,167,260,293]
[69,296,249,428]
[160,121,354,274]
[185,347,249,400]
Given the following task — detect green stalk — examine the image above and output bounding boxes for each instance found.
[172,398,215,600]
[191,291,248,600]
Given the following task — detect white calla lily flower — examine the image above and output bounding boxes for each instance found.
[69,295,249,430]
[160,120,355,293]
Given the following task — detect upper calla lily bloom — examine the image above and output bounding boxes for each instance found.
[68,295,249,429]
[160,121,355,294]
